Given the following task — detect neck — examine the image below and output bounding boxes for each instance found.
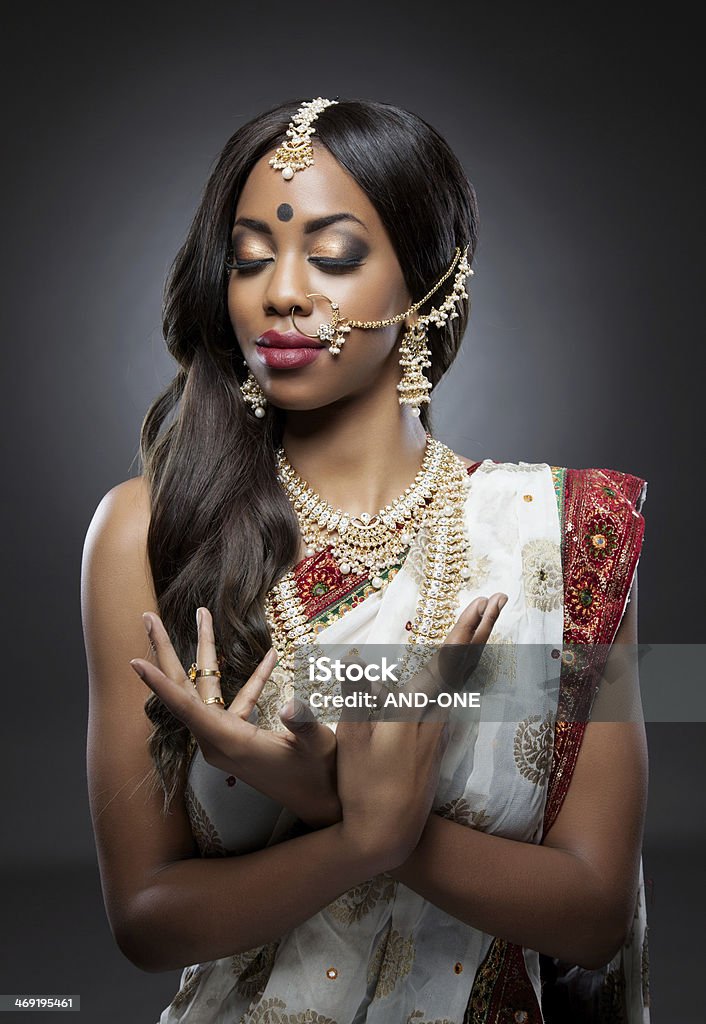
[280,392,428,519]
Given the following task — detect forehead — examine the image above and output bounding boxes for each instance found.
[235,144,377,224]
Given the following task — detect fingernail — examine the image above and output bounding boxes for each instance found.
[130,660,146,680]
[499,595,508,610]
[142,613,153,635]
[266,646,279,662]
[286,698,308,722]
[197,608,203,628]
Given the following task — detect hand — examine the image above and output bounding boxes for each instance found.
[129,607,341,829]
[334,592,508,871]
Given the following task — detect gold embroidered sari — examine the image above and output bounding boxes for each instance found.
[159,459,649,1024]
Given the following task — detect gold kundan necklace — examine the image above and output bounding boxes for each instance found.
[265,435,474,678]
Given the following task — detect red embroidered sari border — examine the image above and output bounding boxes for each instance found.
[467,463,647,1023]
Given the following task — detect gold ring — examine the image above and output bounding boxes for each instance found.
[202,695,226,707]
[188,663,222,685]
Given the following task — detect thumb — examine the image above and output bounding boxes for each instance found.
[279,697,320,737]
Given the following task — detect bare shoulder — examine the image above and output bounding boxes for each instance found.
[86,475,151,544]
[81,475,156,634]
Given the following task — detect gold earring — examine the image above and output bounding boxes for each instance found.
[240,369,267,419]
[397,321,432,417]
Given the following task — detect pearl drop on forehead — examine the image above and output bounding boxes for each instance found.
[269,97,338,180]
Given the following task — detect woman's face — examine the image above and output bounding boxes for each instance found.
[227,144,414,412]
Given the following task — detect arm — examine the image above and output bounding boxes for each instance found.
[82,478,385,973]
[387,575,647,971]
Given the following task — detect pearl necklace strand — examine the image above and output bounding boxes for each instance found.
[266,439,474,679]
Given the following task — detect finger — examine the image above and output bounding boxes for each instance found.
[406,597,489,700]
[130,656,258,766]
[438,593,508,690]
[470,592,508,646]
[279,698,334,746]
[445,595,491,645]
[227,647,279,720]
[193,607,222,701]
[279,697,316,731]
[142,611,191,685]
[130,657,202,728]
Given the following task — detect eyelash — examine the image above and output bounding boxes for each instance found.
[227,256,364,275]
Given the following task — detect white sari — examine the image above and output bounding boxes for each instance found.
[158,459,649,1024]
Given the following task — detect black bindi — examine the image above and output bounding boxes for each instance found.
[277,203,294,222]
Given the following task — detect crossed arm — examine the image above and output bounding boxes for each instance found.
[84,479,646,973]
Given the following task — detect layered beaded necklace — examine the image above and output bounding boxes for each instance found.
[265,435,474,678]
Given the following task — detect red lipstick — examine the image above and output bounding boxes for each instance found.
[255,330,325,369]
[257,330,324,349]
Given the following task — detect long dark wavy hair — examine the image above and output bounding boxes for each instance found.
[140,97,480,813]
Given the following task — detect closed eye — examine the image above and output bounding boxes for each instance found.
[227,257,272,273]
[225,255,365,274]
[310,257,365,273]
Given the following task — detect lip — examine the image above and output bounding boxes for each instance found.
[256,345,324,369]
[257,330,324,349]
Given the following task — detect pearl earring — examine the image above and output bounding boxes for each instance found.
[397,321,433,417]
[239,364,267,419]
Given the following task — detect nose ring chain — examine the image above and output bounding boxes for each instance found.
[288,246,469,356]
[290,294,352,355]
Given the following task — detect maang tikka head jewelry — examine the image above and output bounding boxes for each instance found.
[269,96,338,180]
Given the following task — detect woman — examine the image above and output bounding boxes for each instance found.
[82,97,650,1023]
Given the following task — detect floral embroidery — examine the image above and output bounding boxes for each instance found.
[520,538,563,612]
[582,514,620,562]
[477,461,547,473]
[368,926,416,999]
[170,964,206,1010]
[566,571,603,623]
[513,713,554,785]
[255,662,299,731]
[464,939,542,1023]
[406,1009,454,1024]
[465,938,504,1020]
[325,873,396,925]
[230,942,279,1000]
[296,551,356,611]
[184,784,227,857]
[436,796,490,831]
[243,996,338,1024]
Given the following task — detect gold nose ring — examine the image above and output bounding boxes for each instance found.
[290,293,352,355]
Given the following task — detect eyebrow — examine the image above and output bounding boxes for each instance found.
[232,212,368,237]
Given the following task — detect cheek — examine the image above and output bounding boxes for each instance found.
[342,324,401,370]
[227,280,254,335]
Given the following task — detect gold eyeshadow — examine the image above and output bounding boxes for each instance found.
[231,228,369,263]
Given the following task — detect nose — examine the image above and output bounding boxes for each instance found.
[263,253,314,323]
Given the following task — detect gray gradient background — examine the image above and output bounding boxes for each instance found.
[2,3,703,1021]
